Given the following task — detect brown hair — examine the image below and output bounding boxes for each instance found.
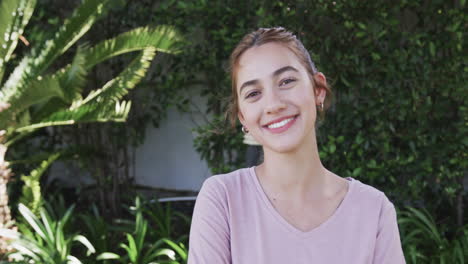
[227,27,333,128]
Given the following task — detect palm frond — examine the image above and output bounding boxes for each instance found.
[57,44,88,103]
[13,46,156,132]
[27,47,88,124]
[0,0,36,82]
[0,70,65,129]
[82,25,183,69]
[0,0,108,115]
[77,47,156,107]
[14,101,130,133]
[33,0,109,74]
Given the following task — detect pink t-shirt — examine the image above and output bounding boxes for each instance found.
[188,167,406,264]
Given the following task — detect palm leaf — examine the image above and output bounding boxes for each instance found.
[14,100,131,133]
[57,44,88,103]
[0,0,109,123]
[82,25,182,69]
[76,46,156,108]
[13,46,156,132]
[0,70,66,129]
[0,0,36,82]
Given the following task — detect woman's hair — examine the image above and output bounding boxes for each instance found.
[227,27,333,128]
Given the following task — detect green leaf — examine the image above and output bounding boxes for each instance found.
[329,144,336,154]
[160,238,188,260]
[429,42,436,57]
[73,235,96,255]
[17,203,48,240]
[0,63,66,129]
[82,25,183,69]
[34,0,109,73]
[19,173,42,216]
[66,255,83,264]
[0,0,37,81]
[352,167,362,177]
[96,252,120,260]
[57,45,88,103]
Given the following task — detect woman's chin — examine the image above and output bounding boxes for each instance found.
[263,140,302,154]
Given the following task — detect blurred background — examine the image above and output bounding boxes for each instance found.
[0,0,466,263]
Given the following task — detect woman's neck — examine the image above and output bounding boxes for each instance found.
[256,131,331,201]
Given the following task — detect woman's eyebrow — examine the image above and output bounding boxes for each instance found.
[239,65,299,94]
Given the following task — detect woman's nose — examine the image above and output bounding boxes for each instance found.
[264,89,286,115]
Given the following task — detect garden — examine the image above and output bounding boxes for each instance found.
[0,0,466,263]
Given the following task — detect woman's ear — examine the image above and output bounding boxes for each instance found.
[237,111,246,127]
[313,72,327,103]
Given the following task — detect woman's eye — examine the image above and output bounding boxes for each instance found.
[245,91,260,99]
[280,78,296,87]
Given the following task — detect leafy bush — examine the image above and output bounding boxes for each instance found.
[0,196,190,263]
[398,207,468,264]
[0,0,183,226]
[0,203,95,263]
[97,197,188,264]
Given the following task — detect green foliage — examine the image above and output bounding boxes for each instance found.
[96,197,188,264]
[193,116,247,174]
[0,203,95,263]
[19,152,61,215]
[0,196,190,263]
[142,199,191,240]
[0,0,182,226]
[0,0,182,139]
[398,207,468,263]
[0,0,36,82]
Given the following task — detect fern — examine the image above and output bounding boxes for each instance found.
[19,153,61,215]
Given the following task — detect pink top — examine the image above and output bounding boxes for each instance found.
[188,167,406,264]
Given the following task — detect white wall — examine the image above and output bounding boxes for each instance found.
[48,95,212,192]
[133,105,211,191]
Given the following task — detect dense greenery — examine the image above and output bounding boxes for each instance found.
[0,0,181,227]
[1,198,465,263]
[0,197,189,263]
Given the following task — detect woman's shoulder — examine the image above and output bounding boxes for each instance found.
[347,177,396,212]
[198,167,252,197]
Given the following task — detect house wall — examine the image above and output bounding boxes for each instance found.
[132,106,211,191]
[48,96,212,192]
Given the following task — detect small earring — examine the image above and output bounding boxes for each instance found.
[241,126,249,134]
[318,102,324,111]
[317,102,323,111]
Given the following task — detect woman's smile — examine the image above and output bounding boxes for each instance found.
[262,114,300,134]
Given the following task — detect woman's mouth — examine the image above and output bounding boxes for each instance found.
[263,115,299,134]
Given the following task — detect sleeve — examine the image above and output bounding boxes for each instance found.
[373,195,406,264]
[188,177,231,264]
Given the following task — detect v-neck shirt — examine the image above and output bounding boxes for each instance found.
[188,167,406,264]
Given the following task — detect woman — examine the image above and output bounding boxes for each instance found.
[188,27,405,264]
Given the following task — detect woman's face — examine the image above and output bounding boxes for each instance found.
[236,42,326,153]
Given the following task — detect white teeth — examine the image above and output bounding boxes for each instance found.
[267,117,295,129]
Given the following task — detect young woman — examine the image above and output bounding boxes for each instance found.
[188,27,405,264]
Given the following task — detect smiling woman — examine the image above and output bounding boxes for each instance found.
[188,27,406,264]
